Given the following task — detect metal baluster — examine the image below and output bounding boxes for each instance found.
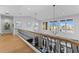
[38,35,43,52]
[51,39,55,53]
[53,39,56,53]
[60,41,64,53]
[32,34,36,46]
[71,44,73,53]
[65,42,67,53]
[44,39,46,50]
[77,46,79,53]
[41,35,44,51]
[55,40,61,53]
[35,36,39,48]
[60,41,67,53]
[46,38,52,53]
[44,38,48,52]
[38,35,41,49]
[64,42,67,53]
[67,43,72,53]
[48,38,52,53]
[42,36,47,53]
[46,36,51,53]
[71,44,78,53]
[51,39,53,53]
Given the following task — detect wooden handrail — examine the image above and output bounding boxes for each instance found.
[18,29,79,46]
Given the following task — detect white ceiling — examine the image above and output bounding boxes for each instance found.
[1,5,79,20]
[0,5,49,15]
[0,5,53,20]
[55,5,79,18]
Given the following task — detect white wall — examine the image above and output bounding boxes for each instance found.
[0,15,1,34]
[14,16,41,32]
[55,5,79,18]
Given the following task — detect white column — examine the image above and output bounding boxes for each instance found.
[32,34,36,46]
[0,15,2,34]
[13,16,16,35]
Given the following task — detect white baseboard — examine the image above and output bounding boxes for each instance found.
[16,33,41,53]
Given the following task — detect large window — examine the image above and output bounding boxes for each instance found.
[48,19,76,33]
[42,19,76,33]
[60,19,76,31]
[48,21,60,30]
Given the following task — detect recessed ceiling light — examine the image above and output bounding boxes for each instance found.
[35,23,39,26]
[34,12,37,16]
[27,8,31,10]
[6,11,9,13]
[5,11,9,14]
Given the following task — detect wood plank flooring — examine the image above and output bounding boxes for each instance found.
[0,34,35,53]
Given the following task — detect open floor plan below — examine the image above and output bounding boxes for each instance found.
[0,5,79,53]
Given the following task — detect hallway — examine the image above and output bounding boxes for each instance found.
[0,34,35,53]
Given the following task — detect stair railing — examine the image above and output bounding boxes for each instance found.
[18,29,79,53]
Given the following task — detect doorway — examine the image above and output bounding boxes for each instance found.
[1,15,14,34]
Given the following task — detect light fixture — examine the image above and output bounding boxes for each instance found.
[27,8,31,10]
[35,22,39,26]
[53,5,55,19]
[5,11,9,14]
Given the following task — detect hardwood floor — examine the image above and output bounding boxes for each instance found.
[0,34,35,53]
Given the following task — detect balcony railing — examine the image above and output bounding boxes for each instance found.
[17,29,79,53]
